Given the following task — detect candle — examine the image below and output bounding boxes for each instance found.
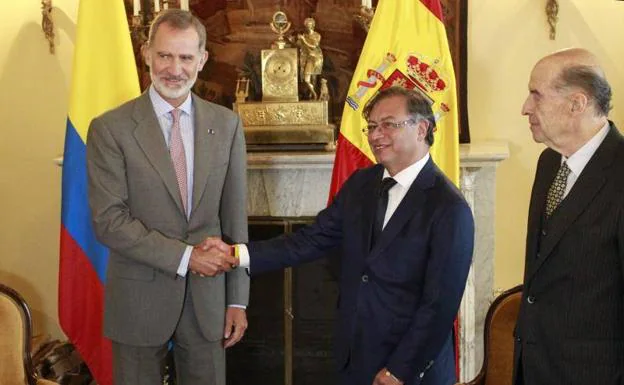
[181,0,189,11]
[163,0,168,10]
[133,0,140,16]
[154,0,160,12]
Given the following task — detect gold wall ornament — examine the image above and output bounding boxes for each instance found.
[546,0,559,40]
[41,0,55,54]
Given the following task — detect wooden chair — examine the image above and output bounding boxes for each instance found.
[456,285,523,385]
[0,283,58,385]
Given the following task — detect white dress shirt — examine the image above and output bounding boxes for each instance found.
[237,154,431,268]
[561,121,610,198]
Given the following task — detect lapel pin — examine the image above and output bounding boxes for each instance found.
[208,129,215,135]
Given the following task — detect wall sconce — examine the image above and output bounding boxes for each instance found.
[546,0,559,40]
[41,0,55,54]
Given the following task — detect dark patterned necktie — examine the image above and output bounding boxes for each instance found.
[372,177,397,248]
[545,161,570,217]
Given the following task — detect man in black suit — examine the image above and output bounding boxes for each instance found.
[206,86,474,385]
[514,48,624,385]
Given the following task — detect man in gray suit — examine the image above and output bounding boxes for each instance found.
[87,9,249,385]
[514,48,624,385]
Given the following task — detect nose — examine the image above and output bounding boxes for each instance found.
[168,58,183,75]
[521,96,532,116]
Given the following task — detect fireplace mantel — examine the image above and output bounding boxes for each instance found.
[246,141,509,381]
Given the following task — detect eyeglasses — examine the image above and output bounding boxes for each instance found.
[362,119,416,135]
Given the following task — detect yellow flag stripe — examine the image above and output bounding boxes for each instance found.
[68,0,140,142]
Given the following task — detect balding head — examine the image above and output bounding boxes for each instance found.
[536,48,611,116]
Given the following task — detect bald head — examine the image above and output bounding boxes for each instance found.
[536,48,612,116]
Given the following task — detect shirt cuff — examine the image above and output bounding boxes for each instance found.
[237,244,250,268]
[176,245,193,277]
[228,304,247,309]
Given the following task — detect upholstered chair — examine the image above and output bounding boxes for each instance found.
[0,283,58,385]
[456,285,523,385]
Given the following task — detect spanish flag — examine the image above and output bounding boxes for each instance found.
[59,1,139,384]
[328,0,459,200]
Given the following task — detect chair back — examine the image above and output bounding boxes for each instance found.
[0,283,37,385]
[482,285,522,385]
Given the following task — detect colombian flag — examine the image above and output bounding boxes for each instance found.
[328,0,460,200]
[59,1,139,384]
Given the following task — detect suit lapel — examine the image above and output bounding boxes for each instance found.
[368,158,436,259]
[190,95,222,216]
[131,93,185,215]
[528,125,620,279]
[524,150,559,279]
[361,166,384,255]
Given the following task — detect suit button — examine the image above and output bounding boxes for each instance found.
[536,252,541,258]
[527,295,536,304]
[361,274,369,283]
[516,336,521,342]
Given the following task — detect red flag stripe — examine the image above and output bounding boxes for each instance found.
[59,227,112,385]
[327,134,374,204]
[419,0,444,22]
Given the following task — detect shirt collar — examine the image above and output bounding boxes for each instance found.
[382,153,430,189]
[563,121,610,177]
[148,84,193,118]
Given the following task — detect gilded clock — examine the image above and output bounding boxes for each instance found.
[261,48,299,102]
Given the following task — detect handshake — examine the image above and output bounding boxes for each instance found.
[189,237,239,277]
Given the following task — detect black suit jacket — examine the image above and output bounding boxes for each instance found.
[514,122,624,385]
[249,158,474,385]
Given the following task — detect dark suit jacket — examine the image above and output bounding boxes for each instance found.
[514,122,624,385]
[87,92,249,347]
[248,158,474,385]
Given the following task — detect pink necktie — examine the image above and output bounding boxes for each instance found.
[170,109,188,213]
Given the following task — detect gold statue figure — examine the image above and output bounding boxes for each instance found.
[319,78,329,102]
[296,17,323,100]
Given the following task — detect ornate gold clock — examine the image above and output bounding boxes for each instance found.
[262,48,299,102]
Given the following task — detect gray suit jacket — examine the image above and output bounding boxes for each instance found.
[513,122,624,385]
[87,91,249,346]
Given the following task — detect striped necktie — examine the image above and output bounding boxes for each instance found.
[170,108,188,213]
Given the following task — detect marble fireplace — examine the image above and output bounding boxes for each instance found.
[226,143,509,384]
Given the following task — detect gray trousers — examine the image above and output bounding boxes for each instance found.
[112,284,225,385]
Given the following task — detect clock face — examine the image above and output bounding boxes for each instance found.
[265,54,294,84]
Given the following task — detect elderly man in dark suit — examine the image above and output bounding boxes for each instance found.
[514,48,624,385]
[87,9,247,385]
[206,86,475,385]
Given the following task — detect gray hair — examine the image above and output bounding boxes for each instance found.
[147,9,207,52]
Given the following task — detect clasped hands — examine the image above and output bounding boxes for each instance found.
[189,237,238,277]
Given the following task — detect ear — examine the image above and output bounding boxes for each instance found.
[417,120,428,141]
[570,92,588,114]
[141,44,151,66]
[198,50,209,71]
